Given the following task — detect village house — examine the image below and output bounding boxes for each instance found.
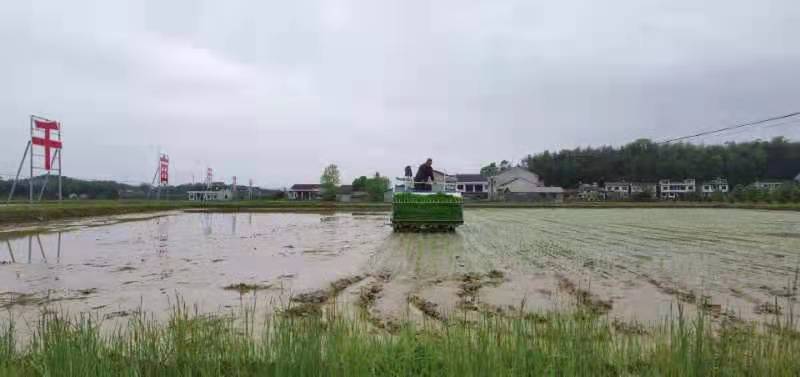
[752,180,786,191]
[455,174,489,199]
[604,182,631,200]
[187,188,233,201]
[659,179,696,200]
[577,183,606,201]
[336,185,354,202]
[288,184,321,200]
[605,181,658,200]
[488,167,564,202]
[700,178,729,197]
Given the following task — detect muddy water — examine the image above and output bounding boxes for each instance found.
[1,209,799,330]
[0,212,389,326]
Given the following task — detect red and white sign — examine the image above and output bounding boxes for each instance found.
[159,155,169,184]
[31,119,62,170]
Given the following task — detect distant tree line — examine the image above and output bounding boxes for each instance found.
[0,176,281,201]
[510,137,800,188]
[0,176,130,200]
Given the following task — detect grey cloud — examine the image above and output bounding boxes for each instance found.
[1,0,799,187]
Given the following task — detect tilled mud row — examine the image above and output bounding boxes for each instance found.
[284,275,367,317]
[345,270,579,332]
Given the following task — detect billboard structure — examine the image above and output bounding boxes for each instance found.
[160,155,169,185]
[6,115,63,203]
[147,153,169,200]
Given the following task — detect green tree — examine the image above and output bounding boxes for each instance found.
[352,176,368,191]
[710,191,725,202]
[521,137,800,189]
[480,163,499,177]
[743,186,763,202]
[365,173,390,202]
[320,164,340,201]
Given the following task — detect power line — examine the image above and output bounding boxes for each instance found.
[657,111,800,144]
[693,118,800,143]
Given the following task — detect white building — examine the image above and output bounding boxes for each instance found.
[488,167,564,202]
[455,174,489,199]
[701,178,729,197]
[288,184,321,200]
[603,182,657,200]
[752,180,785,191]
[488,167,542,200]
[659,179,696,200]
[604,182,631,199]
[188,189,233,201]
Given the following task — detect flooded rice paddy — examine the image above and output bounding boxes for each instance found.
[1,209,799,330]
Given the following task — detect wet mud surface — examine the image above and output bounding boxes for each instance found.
[1,209,799,332]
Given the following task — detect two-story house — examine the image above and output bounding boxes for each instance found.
[701,178,729,197]
[659,179,696,200]
[604,182,631,200]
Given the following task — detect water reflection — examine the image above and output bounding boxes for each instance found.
[3,233,63,264]
[157,217,169,255]
[201,214,213,236]
[5,239,15,263]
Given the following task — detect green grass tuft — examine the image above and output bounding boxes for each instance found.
[1,305,799,376]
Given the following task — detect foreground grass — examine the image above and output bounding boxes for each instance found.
[1,305,799,376]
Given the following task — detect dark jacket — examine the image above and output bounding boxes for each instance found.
[415,164,434,183]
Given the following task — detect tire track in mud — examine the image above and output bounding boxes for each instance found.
[283,275,367,317]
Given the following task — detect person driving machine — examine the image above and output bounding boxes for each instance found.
[414,158,434,191]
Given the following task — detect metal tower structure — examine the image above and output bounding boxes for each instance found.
[6,115,63,203]
[147,153,169,200]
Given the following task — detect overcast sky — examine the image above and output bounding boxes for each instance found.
[1,1,799,187]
